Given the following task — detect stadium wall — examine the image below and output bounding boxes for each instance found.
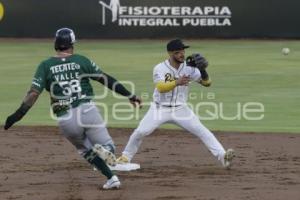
[0,0,299,38]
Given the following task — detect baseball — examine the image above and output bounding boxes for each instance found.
[282,47,290,55]
[0,3,4,21]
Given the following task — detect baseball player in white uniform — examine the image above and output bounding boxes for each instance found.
[117,39,234,169]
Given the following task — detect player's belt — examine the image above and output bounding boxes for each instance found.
[154,102,181,108]
[54,99,91,117]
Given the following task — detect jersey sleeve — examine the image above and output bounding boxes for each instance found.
[153,65,165,83]
[83,56,102,75]
[31,62,46,93]
[88,60,102,74]
[190,67,201,81]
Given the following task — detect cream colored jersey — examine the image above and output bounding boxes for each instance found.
[153,59,201,106]
[122,59,228,166]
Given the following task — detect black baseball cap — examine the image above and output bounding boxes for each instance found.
[167,39,190,51]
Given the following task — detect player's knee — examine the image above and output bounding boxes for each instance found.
[102,143,116,154]
[134,127,153,138]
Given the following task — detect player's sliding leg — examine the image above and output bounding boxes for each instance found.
[63,134,120,189]
[60,129,120,189]
[81,103,117,166]
[172,106,234,168]
[119,104,167,163]
[58,104,120,189]
[84,148,120,189]
[79,103,120,188]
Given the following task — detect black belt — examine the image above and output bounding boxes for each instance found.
[155,102,181,108]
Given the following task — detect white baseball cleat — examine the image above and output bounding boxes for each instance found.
[116,155,130,164]
[222,149,235,169]
[93,144,117,166]
[103,175,121,190]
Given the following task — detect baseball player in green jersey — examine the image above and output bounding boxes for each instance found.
[4,28,142,189]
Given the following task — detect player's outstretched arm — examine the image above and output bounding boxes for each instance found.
[96,73,142,108]
[4,88,40,130]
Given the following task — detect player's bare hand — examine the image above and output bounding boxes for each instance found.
[129,95,142,108]
[176,75,190,86]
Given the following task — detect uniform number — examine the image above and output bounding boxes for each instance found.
[59,80,82,96]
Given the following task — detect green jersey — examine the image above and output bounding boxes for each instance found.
[31,54,102,116]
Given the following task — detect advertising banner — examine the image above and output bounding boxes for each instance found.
[0,0,299,38]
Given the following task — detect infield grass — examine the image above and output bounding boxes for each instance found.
[0,39,299,133]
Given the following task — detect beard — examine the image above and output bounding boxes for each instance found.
[174,56,185,63]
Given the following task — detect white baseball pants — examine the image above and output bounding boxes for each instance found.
[122,103,226,162]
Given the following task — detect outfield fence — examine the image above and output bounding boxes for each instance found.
[0,0,299,38]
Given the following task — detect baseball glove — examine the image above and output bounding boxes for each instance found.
[186,53,208,70]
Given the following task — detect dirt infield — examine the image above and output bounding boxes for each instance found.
[0,126,299,200]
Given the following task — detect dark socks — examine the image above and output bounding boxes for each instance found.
[84,149,113,179]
